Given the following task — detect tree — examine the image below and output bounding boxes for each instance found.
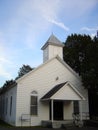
[81,39,98,89]
[0,65,34,94]
[63,34,92,75]
[16,64,34,79]
[63,34,98,119]
[2,79,16,88]
[0,79,16,94]
[63,34,98,90]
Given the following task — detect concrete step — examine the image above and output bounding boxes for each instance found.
[62,123,76,129]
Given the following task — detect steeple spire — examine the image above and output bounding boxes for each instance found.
[41,34,64,63]
[41,34,64,50]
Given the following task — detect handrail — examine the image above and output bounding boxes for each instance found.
[82,112,89,119]
[21,114,31,126]
[72,112,89,127]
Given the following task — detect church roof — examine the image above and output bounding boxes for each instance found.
[41,34,64,50]
[41,82,67,100]
[41,81,85,101]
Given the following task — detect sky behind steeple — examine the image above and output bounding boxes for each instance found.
[0,0,98,86]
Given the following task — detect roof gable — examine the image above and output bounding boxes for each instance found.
[41,81,85,101]
[16,56,80,83]
[41,82,67,100]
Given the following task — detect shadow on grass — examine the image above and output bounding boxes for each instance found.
[0,119,44,129]
[0,119,13,127]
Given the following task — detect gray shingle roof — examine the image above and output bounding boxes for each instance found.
[41,34,64,50]
[41,82,67,100]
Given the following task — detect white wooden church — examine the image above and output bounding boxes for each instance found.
[0,34,89,127]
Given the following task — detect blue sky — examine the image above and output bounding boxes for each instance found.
[0,0,98,87]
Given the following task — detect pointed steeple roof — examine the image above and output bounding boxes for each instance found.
[41,34,64,50]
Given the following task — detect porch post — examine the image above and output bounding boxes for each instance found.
[51,99,53,122]
[80,101,82,121]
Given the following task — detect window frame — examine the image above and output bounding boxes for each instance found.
[30,91,38,116]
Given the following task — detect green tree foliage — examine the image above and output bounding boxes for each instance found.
[0,65,33,93]
[0,79,16,94]
[2,79,16,88]
[81,38,98,89]
[16,64,33,79]
[63,34,98,90]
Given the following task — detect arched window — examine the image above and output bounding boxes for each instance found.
[30,91,38,115]
[31,90,38,95]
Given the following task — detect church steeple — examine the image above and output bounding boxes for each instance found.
[41,34,64,63]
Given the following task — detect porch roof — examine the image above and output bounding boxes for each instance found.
[41,82,85,101]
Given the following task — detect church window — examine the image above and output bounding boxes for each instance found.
[73,101,79,114]
[6,97,8,115]
[30,91,38,115]
[10,96,12,116]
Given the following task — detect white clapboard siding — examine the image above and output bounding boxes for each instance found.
[0,86,17,126]
[15,57,89,126]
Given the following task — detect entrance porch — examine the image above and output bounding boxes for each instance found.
[41,82,85,128]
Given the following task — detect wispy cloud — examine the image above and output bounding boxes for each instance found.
[46,17,69,31]
[59,0,98,18]
[0,0,98,86]
[81,27,98,32]
[31,0,69,31]
[2,0,98,50]
[12,0,61,49]
[80,26,98,38]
